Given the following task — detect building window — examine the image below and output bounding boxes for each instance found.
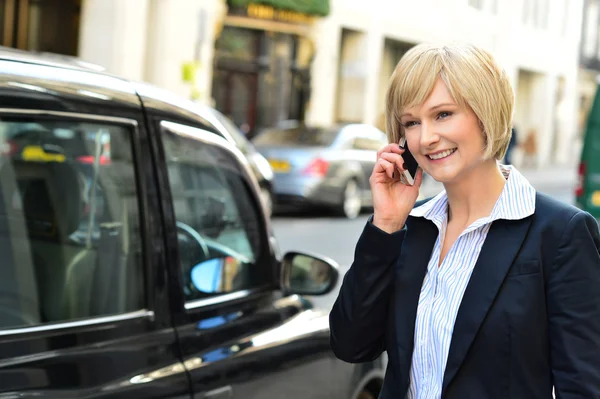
[468,0,484,9]
[561,0,569,36]
[583,0,599,59]
[540,0,549,29]
[522,0,550,29]
[490,0,499,14]
[1,0,80,54]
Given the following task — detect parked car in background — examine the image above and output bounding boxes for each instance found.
[253,123,388,218]
[196,104,274,216]
[0,47,385,399]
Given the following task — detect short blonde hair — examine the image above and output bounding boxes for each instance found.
[385,42,514,160]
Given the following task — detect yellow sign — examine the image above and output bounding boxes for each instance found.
[22,145,65,163]
[182,61,202,100]
[247,3,314,24]
[592,191,600,207]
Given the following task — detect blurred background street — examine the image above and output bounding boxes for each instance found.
[275,164,577,310]
[1,0,595,337]
[1,0,600,396]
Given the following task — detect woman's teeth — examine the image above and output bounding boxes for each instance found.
[428,148,456,160]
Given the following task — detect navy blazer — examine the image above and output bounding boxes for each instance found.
[330,192,600,398]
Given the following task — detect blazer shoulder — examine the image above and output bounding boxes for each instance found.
[534,191,587,224]
[533,192,599,246]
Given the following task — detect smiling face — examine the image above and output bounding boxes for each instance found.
[385,43,515,167]
[400,77,487,184]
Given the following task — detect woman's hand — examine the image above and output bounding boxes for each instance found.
[370,143,423,233]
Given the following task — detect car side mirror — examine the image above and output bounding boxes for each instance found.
[191,257,226,293]
[281,252,339,296]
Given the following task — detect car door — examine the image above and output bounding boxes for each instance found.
[152,119,339,399]
[0,109,189,397]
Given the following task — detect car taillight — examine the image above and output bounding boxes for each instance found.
[1,140,17,155]
[576,161,586,198]
[303,158,329,177]
[76,155,111,165]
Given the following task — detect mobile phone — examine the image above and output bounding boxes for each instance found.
[398,137,418,186]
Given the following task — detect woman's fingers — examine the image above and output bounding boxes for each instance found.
[373,158,396,180]
[376,143,404,160]
[379,151,405,172]
[413,167,424,187]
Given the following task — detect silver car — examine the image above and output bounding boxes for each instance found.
[253,123,388,219]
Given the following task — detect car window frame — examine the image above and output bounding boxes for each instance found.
[157,120,277,311]
[0,108,154,335]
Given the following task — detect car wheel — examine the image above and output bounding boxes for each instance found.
[259,186,273,217]
[357,391,376,399]
[340,179,361,219]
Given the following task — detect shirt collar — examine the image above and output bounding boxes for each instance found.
[410,164,535,223]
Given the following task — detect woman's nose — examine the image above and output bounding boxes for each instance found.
[419,123,440,148]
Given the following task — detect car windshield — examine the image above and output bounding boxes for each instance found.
[253,126,340,147]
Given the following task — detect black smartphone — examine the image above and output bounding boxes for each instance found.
[398,137,419,185]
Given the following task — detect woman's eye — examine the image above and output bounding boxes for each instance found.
[437,111,452,119]
[403,121,418,128]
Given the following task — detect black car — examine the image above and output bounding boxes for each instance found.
[0,47,385,398]
[196,104,274,217]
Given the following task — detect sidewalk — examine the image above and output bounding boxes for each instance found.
[418,164,577,200]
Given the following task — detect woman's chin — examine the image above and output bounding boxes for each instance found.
[427,170,461,186]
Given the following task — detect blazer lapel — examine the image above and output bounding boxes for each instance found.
[395,216,438,384]
[441,216,533,394]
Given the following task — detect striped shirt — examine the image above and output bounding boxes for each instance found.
[405,164,536,399]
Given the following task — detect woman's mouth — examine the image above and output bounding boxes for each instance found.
[427,148,457,160]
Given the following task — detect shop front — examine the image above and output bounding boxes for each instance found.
[212,0,328,137]
[1,0,80,56]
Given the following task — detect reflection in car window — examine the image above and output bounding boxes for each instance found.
[161,123,265,300]
[252,126,340,147]
[0,116,144,330]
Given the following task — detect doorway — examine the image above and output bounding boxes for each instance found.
[213,70,259,137]
[1,0,80,55]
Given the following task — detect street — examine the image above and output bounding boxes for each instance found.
[271,168,577,310]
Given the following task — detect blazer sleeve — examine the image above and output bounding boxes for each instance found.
[329,218,405,363]
[548,211,600,398]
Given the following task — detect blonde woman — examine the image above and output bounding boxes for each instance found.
[330,42,600,398]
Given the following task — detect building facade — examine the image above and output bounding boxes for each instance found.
[209,1,324,135]
[306,0,584,167]
[0,0,584,167]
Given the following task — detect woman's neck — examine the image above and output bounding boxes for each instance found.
[444,160,507,227]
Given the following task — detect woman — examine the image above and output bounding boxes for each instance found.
[329,42,600,398]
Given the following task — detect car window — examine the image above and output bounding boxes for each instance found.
[161,122,267,301]
[0,115,144,330]
[252,126,340,147]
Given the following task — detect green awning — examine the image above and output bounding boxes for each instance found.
[229,0,330,17]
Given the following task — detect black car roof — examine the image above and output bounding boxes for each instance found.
[0,46,107,73]
[0,47,218,132]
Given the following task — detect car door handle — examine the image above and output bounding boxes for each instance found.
[200,386,233,399]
